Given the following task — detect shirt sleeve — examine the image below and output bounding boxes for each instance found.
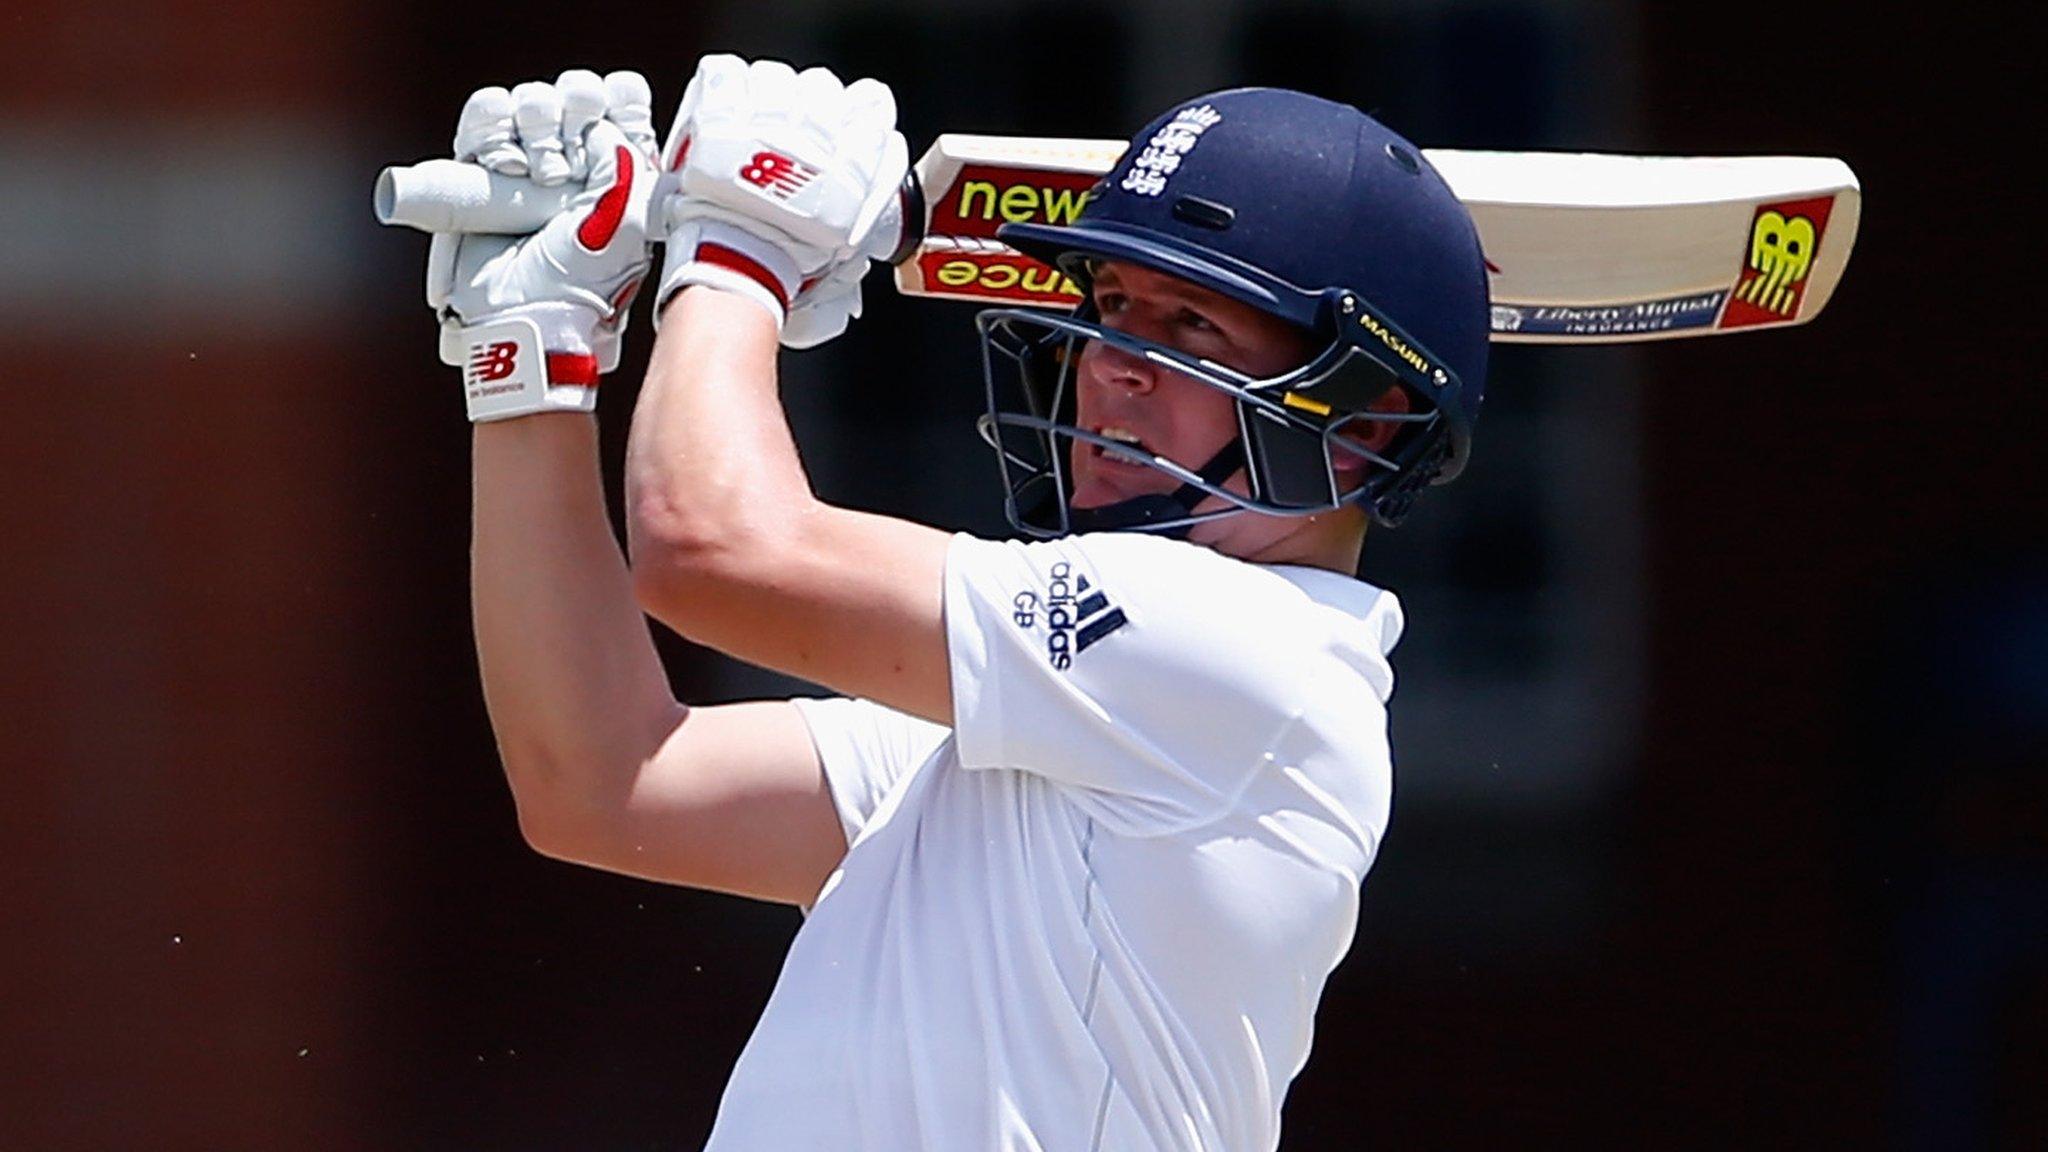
[789,696,950,847]
[944,532,1328,834]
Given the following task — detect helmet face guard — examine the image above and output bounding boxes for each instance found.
[975,285,1468,538]
[972,87,1491,538]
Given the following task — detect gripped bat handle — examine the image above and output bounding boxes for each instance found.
[374,159,929,267]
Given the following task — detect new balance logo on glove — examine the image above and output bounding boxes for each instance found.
[740,150,819,200]
[468,340,521,385]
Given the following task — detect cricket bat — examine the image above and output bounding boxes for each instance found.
[375,135,1860,344]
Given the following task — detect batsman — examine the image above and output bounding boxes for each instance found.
[440,54,1487,1150]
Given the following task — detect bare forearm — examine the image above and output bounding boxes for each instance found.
[625,287,813,566]
[472,414,682,814]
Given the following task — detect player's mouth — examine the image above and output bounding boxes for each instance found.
[1089,426,1154,466]
[1071,425,1172,508]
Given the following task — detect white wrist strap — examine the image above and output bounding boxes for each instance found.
[657,218,804,328]
[449,316,600,423]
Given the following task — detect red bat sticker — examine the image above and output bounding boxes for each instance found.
[1719,194,1837,329]
[929,165,1099,241]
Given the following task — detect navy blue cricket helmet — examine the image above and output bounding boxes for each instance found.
[974,87,1489,535]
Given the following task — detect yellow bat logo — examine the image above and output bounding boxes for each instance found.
[1735,209,1817,316]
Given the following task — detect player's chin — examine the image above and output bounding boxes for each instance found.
[1069,464,1174,510]
[1068,474,1120,510]
[1068,460,1137,510]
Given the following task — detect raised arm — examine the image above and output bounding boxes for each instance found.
[470,416,845,904]
[471,415,679,844]
[624,289,954,724]
[429,70,849,906]
[624,57,955,725]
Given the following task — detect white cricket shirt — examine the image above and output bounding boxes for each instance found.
[702,531,1402,1152]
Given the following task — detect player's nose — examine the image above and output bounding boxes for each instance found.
[1080,337,1158,395]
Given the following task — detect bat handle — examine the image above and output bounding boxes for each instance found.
[372,160,580,234]
[876,167,927,268]
[375,159,931,266]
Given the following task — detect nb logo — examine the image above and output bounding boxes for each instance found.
[468,341,519,383]
[1735,209,1816,317]
[739,150,819,200]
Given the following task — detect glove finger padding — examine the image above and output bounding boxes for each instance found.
[671,54,744,144]
[655,55,904,347]
[783,257,867,350]
[842,77,898,132]
[838,78,905,259]
[428,84,660,418]
[512,80,572,186]
[737,58,803,133]
[793,66,847,147]
[556,69,609,178]
[604,70,659,155]
[455,85,526,173]
[667,56,892,265]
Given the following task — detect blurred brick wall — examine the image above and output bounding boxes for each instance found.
[0,2,390,1147]
[0,341,388,1150]
[1,1,356,114]
[1631,4,2046,1147]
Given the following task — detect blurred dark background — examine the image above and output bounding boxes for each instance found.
[4,1,2042,1149]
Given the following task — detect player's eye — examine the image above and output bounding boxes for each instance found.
[1095,290,1128,315]
[1179,308,1220,334]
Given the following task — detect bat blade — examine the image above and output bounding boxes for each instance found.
[375,135,1859,344]
[1437,152,1861,343]
[895,136,1861,343]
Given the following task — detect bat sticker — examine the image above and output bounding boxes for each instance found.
[1493,291,1728,338]
[1718,194,1837,329]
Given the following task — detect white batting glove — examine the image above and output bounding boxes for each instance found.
[780,258,870,350]
[654,55,908,344]
[427,70,660,422]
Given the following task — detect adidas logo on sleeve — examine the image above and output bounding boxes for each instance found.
[1008,560,1127,670]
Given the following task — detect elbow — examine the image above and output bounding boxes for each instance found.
[501,749,610,865]
[514,798,579,861]
[495,746,606,860]
[625,468,768,573]
[495,742,583,858]
[628,505,794,639]
[628,538,743,641]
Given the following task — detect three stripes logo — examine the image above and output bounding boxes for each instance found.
[739,150,819,201]
[1012,560,1127,670]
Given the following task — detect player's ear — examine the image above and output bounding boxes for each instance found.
[1332,386,1411,480]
